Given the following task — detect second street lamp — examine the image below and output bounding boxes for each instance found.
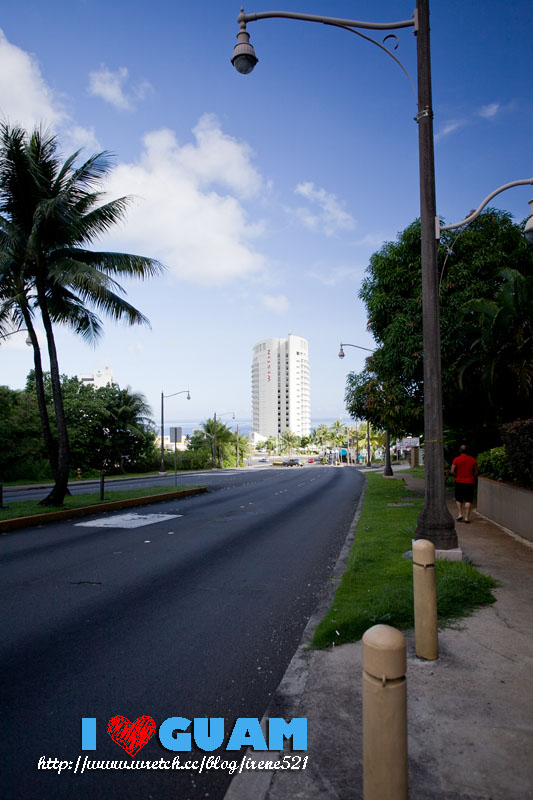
[160,389,190,475]
[338,342,393,476]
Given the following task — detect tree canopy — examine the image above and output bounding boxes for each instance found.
[0,374,156,481]
[345,210,533,455]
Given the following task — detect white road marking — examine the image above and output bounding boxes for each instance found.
[75,512,182,529]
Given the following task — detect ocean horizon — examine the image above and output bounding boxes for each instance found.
[161,417,356,438]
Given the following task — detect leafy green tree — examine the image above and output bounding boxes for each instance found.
[265,436,277,454]
[0,125,163,504]
[460,268,533,418]
[348,211,533,454]
[60,378,155,473]
[0,384,49,481]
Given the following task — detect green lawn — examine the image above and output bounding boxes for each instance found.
[0,484,198,521]
[311,472,497,649]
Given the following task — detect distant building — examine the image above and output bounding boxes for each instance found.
[252,334,310,439]
[78,366,113,389]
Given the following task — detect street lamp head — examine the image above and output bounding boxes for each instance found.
[231,15,258,74]
[524,199,533,245]
[187,391,191,400]
[338,344,345,359]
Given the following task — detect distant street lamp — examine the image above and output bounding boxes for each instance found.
[212,411,235,469]
[338,342,374,358]
[338,342,393,476]
[160,389,190,475]
[0,328,32,346]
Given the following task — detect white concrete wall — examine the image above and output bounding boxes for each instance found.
[477,477,533,542]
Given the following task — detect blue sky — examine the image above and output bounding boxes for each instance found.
[1,0,532,424]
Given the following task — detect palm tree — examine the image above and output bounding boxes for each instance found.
[265,436,277,455]
[279,430,299,457]
[200,418,234,468]
[313,423,330,453]
[0,124,163,504]
[330,419,345,463]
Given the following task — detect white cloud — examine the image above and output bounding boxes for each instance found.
[88,65,153,111]
[262,294,289,314]
[478,102,500,119]
[102,115,266,286]
[434,119,467,142]
[0,29,66,130]
[308,266,362,287]
[293,182,356,236]
[63,124,101,153]
[437,121,464,140]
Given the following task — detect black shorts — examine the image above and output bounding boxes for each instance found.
[455,482,474,503]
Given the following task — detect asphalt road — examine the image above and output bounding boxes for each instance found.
[2,465,363,799]
[2,462,300,503]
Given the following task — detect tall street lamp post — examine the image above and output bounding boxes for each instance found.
[339,342,394,476]
[160,389,190,475]
[231,3,532,549]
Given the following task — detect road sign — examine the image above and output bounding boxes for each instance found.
[169,427,182,443]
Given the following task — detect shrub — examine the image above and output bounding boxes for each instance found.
[477,446,511,481]
[500,418,533,486]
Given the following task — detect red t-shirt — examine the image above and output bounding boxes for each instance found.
[452,453,478,484]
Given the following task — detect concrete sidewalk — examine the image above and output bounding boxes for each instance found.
[225,472,533,800]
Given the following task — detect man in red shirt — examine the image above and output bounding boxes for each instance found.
[451,444,478,523]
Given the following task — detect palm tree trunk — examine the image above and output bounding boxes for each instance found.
[36,279,70,505]
[21,307,58,481]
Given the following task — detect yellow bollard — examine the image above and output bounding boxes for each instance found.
[362,624,408,800]
[413,539,438,660]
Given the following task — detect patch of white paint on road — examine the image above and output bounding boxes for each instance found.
[75,512,182,529]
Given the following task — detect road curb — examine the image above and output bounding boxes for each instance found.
[0,486,207,533]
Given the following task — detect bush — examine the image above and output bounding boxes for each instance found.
[5,458,53,483]
[477,446,511,481]
[500,418,533,486]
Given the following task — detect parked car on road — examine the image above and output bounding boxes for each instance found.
[282,458,303,467]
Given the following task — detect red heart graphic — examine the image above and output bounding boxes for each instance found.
[107,715,157,757]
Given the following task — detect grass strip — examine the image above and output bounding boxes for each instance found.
[311,472,497,649]
[0,485,198,521]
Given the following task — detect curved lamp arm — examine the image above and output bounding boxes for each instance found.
[234,9,417,97]
[164,389,191,400]
[436,178,533,239]
[238,10,414,31]
[338,342,375,358]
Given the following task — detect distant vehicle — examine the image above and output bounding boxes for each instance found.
[308,457,314,463]
[282,458,302,467]
[258,457,268,462]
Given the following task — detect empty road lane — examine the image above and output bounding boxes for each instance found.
[2,465,364,799]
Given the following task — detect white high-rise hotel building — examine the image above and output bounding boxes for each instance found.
[252,334,310,439]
